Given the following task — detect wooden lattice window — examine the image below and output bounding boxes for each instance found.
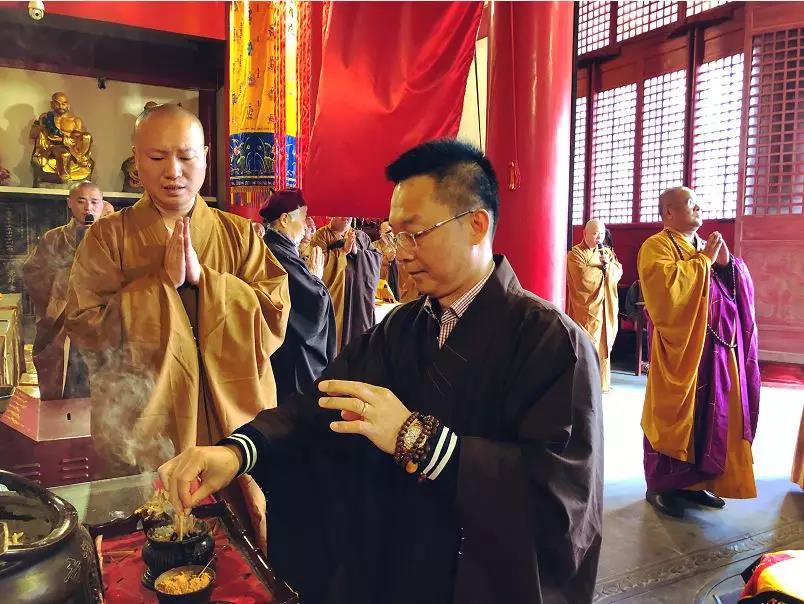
[640,70,687,222]
[744,28,804,216]
[578,1,611,56]
[572,97,588,227]
[692,53,743,219]
[591,84,638,224]
[685,0,730,17]
[616,1,678,43]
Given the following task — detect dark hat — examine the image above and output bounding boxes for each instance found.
[259,189,306,223]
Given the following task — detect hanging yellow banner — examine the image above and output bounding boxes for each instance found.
[228,0,281,207]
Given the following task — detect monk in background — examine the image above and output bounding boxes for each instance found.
[638,186,760,518]
[372,220,419,304]
[65,104,289,548]
[311,217,380,350]
[259,189,336,401]
[793,411,804,488]
[22,181,103,400]
[566,219,622,392]
[298,216,317,262]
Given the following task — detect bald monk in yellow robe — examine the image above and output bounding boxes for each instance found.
[639,186,760,518]
[566,219,622,392]
[372,220,419,304]
[65,104,290,547]
[22,181,103,400]
[311,217,381,350]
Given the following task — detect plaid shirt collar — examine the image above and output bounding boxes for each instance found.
[424,261,495,322]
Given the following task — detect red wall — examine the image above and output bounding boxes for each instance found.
[44,1,226,40]
[571,220,736,285]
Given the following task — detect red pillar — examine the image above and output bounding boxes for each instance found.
[486,1,574,308]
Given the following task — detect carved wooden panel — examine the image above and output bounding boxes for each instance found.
[0,198,68,320]
[737,13,804,363]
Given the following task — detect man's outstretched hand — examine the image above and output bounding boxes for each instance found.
[157,445,242,515]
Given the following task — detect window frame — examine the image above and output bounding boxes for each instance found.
[571,1,746,226]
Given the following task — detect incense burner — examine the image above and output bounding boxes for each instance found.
[141,521,214,590]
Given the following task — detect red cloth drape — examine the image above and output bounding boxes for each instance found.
[303,1,483,218]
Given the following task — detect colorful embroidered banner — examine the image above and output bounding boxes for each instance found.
[229,0,284,210]
[229,0,318,214]
[282,0,298,188]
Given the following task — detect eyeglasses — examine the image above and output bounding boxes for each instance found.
[390,209,477,251]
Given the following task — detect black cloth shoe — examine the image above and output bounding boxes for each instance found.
[674,489,726,509]
[646,490,686,518]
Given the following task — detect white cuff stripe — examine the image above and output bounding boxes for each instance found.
[421,427,449,477]
[229,434,257,474]
[228,435,251,473]
[428,433,457,481]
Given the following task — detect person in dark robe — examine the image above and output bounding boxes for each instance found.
[22,180,102,400]
[311,216,381,350]
[158,139,604,604]
[259,189,336,401]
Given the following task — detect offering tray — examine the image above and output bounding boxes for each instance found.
[86,500,299,604]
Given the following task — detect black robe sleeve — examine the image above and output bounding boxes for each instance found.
[270,252,337,397]
[235,317,391,484]
[453,313,603,604]
[284,263,333,346]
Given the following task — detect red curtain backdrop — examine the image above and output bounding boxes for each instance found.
[44,1,226,40]
[303,1,483,218]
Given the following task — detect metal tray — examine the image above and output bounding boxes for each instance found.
[85,500,299,604]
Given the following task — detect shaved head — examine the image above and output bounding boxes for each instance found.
[585,218,605,232]
[66,180,103,224]
[330,217,352,234]
[659,186,693,216]
[659,186,702,233]
[134,103,204,143]
[68,180,102,200]
[583,218,606,248]
[132,103,208,212]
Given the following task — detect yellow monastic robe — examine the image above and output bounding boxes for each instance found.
[22,219,89,400]
[310,225,381,350]
[793,410,804,488]
[298,240,312,262]
[371,239,419,304]
[65,194,290,547]
[641,229,756,498]
[311,226,348,341]
[638,229,711,461]
[566,244,622,391]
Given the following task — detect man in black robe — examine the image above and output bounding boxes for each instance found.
[158,139,604,604]
[259,189,336,401]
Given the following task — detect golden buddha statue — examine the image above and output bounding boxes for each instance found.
[121,101,159,193]
[30,92,94,187]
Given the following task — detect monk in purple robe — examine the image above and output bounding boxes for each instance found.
[639,186,760,518]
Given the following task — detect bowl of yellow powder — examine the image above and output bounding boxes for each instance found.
[154,565,215,603]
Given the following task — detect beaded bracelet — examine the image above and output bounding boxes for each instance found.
[394,413,440,475]
[394,412,421,465]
